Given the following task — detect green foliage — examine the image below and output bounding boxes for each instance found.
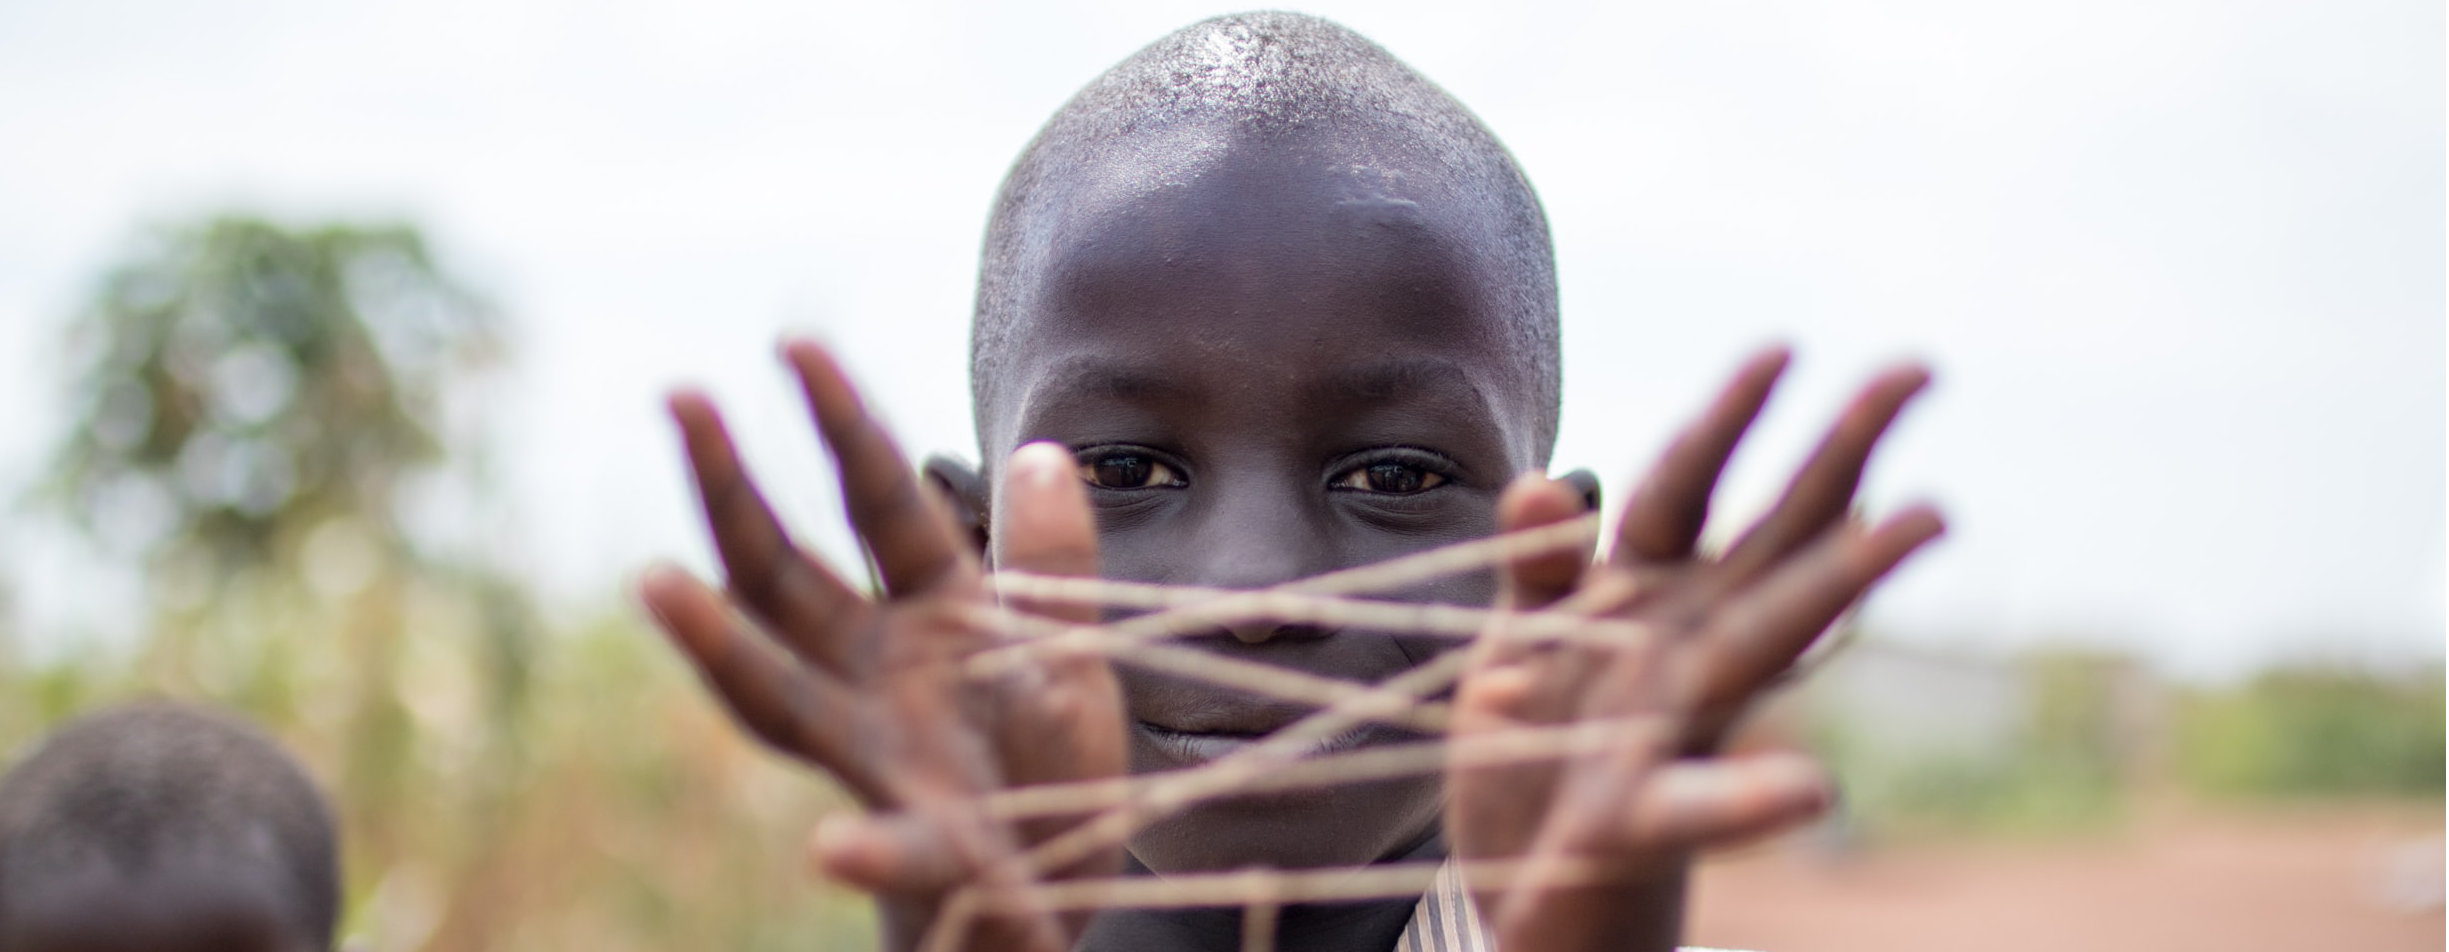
[2176,665,2445,799]
[1814,646,2444,840]
[46,215,493,569]
[1828,750,2125,837]
[14,213,877,950]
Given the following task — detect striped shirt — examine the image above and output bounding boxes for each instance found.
[1395,862,1749,952]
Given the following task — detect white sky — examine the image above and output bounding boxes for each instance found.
[0,0,2439,681]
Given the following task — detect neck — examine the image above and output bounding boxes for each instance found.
[1075,830,1445,952]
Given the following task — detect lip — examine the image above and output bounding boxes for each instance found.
[1114,629,1442,771]
[1133,718,1388,768]
[1138,695,1318,736]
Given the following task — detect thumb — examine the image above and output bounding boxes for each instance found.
[811,810,970,894]
[1494,473,1593,614]
[991,442,1101,627]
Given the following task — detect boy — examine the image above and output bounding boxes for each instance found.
[0,702,341,952]
[641,12,1940,951]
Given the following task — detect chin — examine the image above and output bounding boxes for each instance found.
[1123,773,1443,873]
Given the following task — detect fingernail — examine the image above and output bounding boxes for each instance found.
[1898,504,1948,539]
[812,813,857,856]
[636,565,678,602]
[809,813,866,878]
[1011,442,1072,488]
[1761,754,1831,809]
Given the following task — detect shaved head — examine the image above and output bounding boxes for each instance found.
[973,11,1559,462]
[0,703,339,951]
[955,13,1567,885]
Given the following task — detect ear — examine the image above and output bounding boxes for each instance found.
[922,454,992,558]
[1553,468,1603,513]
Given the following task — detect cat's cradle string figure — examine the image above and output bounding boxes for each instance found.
[640,12,1943,952]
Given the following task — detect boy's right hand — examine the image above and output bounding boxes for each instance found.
[640,341,1126,952]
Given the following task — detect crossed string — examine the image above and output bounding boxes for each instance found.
[892,511,1695,952]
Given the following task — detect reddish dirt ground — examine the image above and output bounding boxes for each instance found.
[1686,806,2444,952]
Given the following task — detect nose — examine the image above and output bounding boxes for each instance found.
[1176,474,1335,646]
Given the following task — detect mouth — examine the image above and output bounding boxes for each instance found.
[1132,717,1384,767]
[1117,633,1436,771]
[1135,721,1267,764]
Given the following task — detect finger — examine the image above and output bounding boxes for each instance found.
[1449,663,1550,812]
[987,645,1127,829]
[1716,364,1929,581]
[1484,713,1685,950]
[987,442,1129,797]
[812,811,969,893]
[813,813,1074,952]
[639,566,888,804]
[1622,750,1832,851]
[1445,663,1561,886]
[783,339,974,599]
[1554,468,1603,512]
[1611,347,1789,566]
[991,442,1102,627]
[1496,474,1593,614]
[1453,661,1539,729]
[1475,475,1599,724]
[669,391,872,673]
[1693,506,1945,718]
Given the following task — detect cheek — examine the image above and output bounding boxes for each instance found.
[1331,494,1508,586]
[1082,502,1183,584]
[1331,508,1505,667]
[1379,565,1499,669]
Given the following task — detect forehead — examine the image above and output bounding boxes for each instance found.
[990,127,1537,441]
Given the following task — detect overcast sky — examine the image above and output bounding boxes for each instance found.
[1,0,2439,680]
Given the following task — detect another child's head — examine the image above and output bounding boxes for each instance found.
[961,13,1557,874]
[0,703,340,952]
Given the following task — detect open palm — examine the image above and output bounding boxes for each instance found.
[640,341,1126,952]
[1449,349,1945,952]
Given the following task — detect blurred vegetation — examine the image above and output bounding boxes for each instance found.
[2174,664,2445,800]
[8,214,872,950]
[1809,646,2443,841]
[1809,650,2138,837]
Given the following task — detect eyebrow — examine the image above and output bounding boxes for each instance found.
[1027,356,1191,404]
[1314,358,1484,405]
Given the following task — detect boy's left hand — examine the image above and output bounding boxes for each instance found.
[1446,350,1944,952]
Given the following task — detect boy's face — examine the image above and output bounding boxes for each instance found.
[979,128,1550,872]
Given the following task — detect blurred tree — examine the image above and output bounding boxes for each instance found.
[36,214,537,945]
[2178,664,2446,799]
[21,213,878,951]
[46,215,493,592]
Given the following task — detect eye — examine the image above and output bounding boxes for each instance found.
[1077,451,1186,490]
[1331,460,1448,495]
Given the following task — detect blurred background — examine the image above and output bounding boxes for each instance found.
[0,1,2437,950]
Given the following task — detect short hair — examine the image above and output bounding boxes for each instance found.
[972,11,1561,460]
[0,702,340,948]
